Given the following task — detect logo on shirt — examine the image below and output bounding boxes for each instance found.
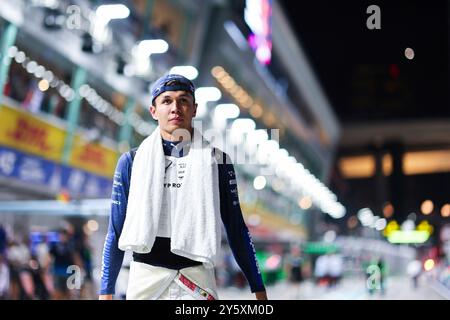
[164,183,182,188]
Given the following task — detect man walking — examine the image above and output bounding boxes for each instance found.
[99,74,267,300]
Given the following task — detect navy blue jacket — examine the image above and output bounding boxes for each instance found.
[100,139,265,294]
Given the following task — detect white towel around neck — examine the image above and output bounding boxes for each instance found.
[118,126,221,268]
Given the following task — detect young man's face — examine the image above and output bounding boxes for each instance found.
[150,90,197,139]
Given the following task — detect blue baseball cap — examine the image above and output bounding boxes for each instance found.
[150,74,196,105]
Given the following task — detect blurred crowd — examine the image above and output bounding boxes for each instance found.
[1,219,449,300]
[215,241,450,299]
[0,222,96,300]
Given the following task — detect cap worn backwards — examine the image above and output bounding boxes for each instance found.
[150,74,196,104]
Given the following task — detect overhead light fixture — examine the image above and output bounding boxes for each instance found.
[298,196,312,210]
[169,66,198,80]
[253,176,267,190]
[96,4,130,21]
[131,39,170,76]
[92,4,130,43]
[421,199,434,215]
[137,39,169,55]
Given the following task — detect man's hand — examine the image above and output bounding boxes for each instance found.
[255,291,268,300]
[99,294,113,300]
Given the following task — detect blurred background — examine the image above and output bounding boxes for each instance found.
[0,0,449,300]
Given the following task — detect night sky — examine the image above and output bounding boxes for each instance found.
[278,0,450,122]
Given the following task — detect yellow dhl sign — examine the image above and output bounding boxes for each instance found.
[0,104,66,161]
[69,137,118,178]
[0,104,119,177]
